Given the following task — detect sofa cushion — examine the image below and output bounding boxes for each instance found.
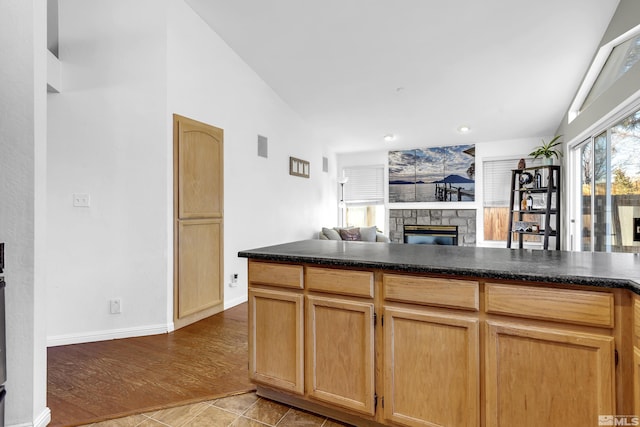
[338,228,362,241]
[358,226,377,242]
[322,227,342,240]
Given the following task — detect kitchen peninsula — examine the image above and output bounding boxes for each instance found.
[239,240,640,427]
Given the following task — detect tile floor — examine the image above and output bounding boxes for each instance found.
[80,392,352,427]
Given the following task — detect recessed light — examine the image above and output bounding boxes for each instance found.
[384,134,396,142]
[458,125,471,133]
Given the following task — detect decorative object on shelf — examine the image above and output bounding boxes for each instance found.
[534,169,542,188]
[529,135,563,165]
[517,158,526,170]
[526,192,533,211]
[289,157,310,178]
[519,172,533,187]
[514,221,536,232]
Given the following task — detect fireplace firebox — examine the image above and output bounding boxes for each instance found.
[403,225,458,245]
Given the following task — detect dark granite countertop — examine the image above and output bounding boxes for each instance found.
[238,240,640,294]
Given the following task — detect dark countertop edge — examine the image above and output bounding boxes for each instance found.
[238,250,640,295]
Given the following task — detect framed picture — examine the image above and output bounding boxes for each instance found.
[289,157,310,178]
[389,144,475,203]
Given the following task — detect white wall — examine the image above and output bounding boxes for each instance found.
[167,0,335,309]
[337,137,542,247]
[0,0,49,425]
[46,0,336,345]
[47,0,171,344]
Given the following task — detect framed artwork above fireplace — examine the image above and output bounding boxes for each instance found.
[389,144,475,203]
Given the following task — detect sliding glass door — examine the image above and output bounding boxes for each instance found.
[573,109,640,253]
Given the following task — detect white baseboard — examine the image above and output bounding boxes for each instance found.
[8,407,51,427]
[224,295,247,310]
[47,323,168,347]
[47,298,247,347]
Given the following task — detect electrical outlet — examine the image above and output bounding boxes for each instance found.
[229,273,239,288]
[73,193,90,207]
[109,299,122,314]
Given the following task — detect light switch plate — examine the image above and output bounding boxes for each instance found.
[73,193,90,207]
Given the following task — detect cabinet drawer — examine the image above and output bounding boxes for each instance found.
[306,267,373,298]
[383,274,479,311]
[249,261,304,289]
[485,283,614,328]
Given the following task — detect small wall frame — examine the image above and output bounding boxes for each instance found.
[289,157,310,178]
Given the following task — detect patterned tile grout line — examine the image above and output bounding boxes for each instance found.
[273,407,295,427]
[241,396,284,427]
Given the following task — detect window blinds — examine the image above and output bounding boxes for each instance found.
[343,166,385,205]
[483,159,518,207]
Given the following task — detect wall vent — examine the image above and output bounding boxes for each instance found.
[257,135,268,158]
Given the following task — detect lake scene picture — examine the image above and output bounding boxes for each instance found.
[389,144,475,202]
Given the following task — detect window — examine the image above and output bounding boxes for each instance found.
[569,26,640,122]
[341,166,385,232]
[573,108,640,253]
[581,33,640,112]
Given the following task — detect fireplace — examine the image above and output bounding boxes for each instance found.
[404,225,458,245]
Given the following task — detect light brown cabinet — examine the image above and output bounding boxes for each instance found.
[384,306,479,427]
[485,321,615,427]
[248,262,304,394]
[247,260,635,427]
[248,287,304,394]
[306,295,375,415]
[382,273,480,427]
[485,282,617,427]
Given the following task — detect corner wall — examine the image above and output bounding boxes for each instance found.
[0,0,49,424]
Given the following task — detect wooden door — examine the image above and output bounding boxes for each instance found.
[306,295,375,415]
[173,114,224,328]
[384,306,479,427]
[485,321,615,427]
[249,287,304,394]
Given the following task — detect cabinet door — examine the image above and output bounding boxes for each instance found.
[384,307,479,427]
[485,321,615,427]
[306,295,375,415]
[635,347,640,417]
[249,288,304,394]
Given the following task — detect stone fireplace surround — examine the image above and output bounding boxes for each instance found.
[389,209,476,246]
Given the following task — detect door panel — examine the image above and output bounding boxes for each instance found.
[178,120,223,219]
[177,219,222,317]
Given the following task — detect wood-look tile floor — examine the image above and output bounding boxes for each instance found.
[48,304,256,426]
[79,391,351,427]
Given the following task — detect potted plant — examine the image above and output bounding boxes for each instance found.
[529,135,563,165]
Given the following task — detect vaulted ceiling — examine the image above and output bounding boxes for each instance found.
[185,0,620,153]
